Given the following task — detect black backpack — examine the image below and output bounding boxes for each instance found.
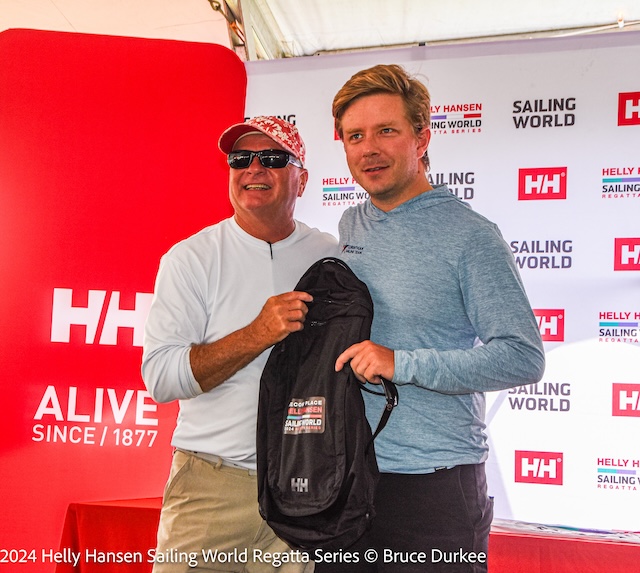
[257,257,398,552]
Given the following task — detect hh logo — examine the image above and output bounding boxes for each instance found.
[518,167,567,200]
[533,309,565,342]
[612,383,640,417]
[515,451,563,485]
[51,288,153,347]
[614,238,640,271]
[291,478,309,492]
[618,92,640,126]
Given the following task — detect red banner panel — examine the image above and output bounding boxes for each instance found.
[0,29,245,571]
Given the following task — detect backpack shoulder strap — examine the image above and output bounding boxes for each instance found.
[361,377,398,445]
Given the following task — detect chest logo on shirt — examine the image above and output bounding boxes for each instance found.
[341,244,364,256]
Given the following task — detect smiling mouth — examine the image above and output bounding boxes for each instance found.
[245,184,271,190]
[363,166,387,173]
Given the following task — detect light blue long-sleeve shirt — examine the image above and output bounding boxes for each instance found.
[338,186,545,473]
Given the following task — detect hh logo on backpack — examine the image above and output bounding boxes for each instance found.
[257,258,397,551]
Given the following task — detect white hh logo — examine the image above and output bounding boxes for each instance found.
[613,384,640,417]
[524,457,556,478]
[533,309,564,342]
[518,167,567,200]
[291,477,309,492]
[51,288,153,346]
[515,451,563,485]
[618,92,640,126]
[614,239,640,271]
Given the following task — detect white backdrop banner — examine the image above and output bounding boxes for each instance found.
[244,31,640,531]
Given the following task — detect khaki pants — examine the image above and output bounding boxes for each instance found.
[152,450,313,573]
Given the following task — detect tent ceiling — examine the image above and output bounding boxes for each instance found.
[227,0,640,59]
[1,0,639,61]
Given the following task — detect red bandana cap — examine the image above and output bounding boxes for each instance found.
[218,116,306,167]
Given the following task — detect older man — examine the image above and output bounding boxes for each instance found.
[143,116,336,572]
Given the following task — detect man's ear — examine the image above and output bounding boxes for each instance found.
[417,127,431,158]
[297,169,309,198]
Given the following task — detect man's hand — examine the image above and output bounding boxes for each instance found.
[335,340,394,385]
[190,291,312,393]
[249,291,313,347]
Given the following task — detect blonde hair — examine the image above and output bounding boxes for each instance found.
[332,64,431,169]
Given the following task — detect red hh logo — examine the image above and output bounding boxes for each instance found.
[518,167,567,200]
[612,383,640,417]
[515,451,564,485]
[534,309,565,342]
[614,238,640,271]
[618,92,640,126]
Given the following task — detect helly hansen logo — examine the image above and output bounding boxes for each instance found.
[614,238,640,270]
[51,288,153,347]
[618,92,640,126]
[518,167,567,200]
[534,309,565,342]
[291,478,309,492]
[612,384,640,417]
[515,451,563,485]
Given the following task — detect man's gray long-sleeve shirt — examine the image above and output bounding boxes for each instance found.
[338,186,545,473]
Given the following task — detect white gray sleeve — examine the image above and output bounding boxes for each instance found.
[141,254,204,403]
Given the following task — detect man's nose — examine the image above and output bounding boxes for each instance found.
[246,153,266,171]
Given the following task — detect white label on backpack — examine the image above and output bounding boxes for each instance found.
[284,397,326,434]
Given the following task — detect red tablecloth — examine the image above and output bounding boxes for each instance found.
[56,498,161,573]
[56,498,640,572]
[488,529,640,573]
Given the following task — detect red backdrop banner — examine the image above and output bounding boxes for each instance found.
[0,29,245,571]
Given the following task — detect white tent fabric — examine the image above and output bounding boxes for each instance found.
[240,0,640,58]
[2,0,640,60]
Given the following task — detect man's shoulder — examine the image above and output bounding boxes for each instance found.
[415,189,499,232]
[338,202,366,225]
[446,201,500,234]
